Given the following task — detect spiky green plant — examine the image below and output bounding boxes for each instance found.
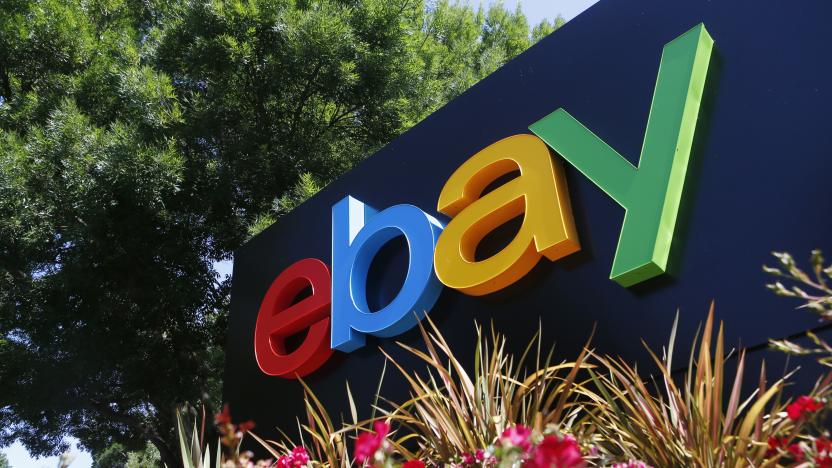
[378,315,594,461]
[175,409,221,468]
[585,304,801,467]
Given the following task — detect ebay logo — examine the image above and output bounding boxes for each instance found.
[254,24,714,378]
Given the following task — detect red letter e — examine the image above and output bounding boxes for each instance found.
[254,258,333,378]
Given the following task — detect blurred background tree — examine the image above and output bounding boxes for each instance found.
[0,0,561,464]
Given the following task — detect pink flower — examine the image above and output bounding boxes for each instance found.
[787,396,824,420]
[403,461,425,468]
[354,432,380,463]
[611,462,653,468]
[274,447,310,468]
[501,425,533,451]
[525,435,585,468]
[464,449,497,466]
[354,421,390,463]
[290,446,310,466]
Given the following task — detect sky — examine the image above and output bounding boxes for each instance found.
[3,440,92,468]
[2,1,598,467]
[475,0,599,23]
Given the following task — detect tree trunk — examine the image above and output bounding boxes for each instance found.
[150,434,179,468]
[85,400,181,467]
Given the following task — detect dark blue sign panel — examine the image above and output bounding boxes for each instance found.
[224,0,832,438]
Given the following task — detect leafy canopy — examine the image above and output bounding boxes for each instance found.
[0,0,561,464]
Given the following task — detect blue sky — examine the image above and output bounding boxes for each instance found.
[474,0,599,23]
[1,1,598,466]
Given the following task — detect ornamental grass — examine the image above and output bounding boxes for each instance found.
[377,315,594,462]
[178,251,832,468]
[584,304,798,467]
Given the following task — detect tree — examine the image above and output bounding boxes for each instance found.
[93,443,129,468]
[0,0,561,465]
[0,452,8,468]
[93,441,159,468]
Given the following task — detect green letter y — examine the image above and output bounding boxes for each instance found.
[529,24,714,287]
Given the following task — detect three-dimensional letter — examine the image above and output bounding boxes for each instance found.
[434,134,580,296]
[529,24,714,286]
[254,258,333,378]
[331,196,444,352]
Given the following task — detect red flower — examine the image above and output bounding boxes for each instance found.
[766,436,788,457]
[354,421,390,464]
[461,453,475,466]
[787,396,824,421]
[238,420,255,433]
[275,446,311,467]
[817,456,832,468]
[354,432,380,464]
[501,425,533,451]
[788,443,804,462]
[290,446,310,466]
[526,435,586,468]
[215,404,232,425]
[403,461,425,468]
[817,438,832,467]
[475,449,496,466]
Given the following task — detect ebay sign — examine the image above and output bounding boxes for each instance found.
[254,24,714,378]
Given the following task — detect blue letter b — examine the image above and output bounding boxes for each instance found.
[331,196,444,352]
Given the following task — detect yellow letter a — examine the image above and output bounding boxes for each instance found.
[434,134,580,296]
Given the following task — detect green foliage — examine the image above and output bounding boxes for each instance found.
[276,173,322,216]
[0,0,560,465]
[125,442,161,468]
[94,442,160,468]
[247,172,321,237]
[0,452,8,468]
[94,443,129,468]
[176,410,220,468]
